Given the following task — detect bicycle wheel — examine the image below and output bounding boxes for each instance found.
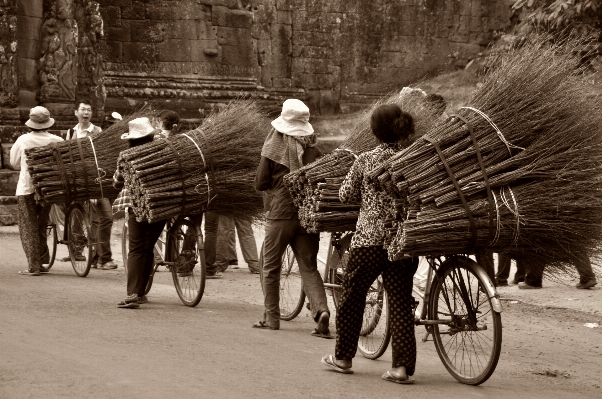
[44,224,57,269]
[121,221,129,273]
[167,217,206,307]
[428,256,502,385]
[280,245,306,321]
[66,203,93,277]
[357,277,391,360]
[330,234,352,309]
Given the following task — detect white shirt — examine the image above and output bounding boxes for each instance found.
[10,131,64,195]
[67,122,101,140]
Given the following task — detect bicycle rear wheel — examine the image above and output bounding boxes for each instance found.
[280,245,306,321]
[167,217,206,307]
[45,224,57,269]
[66,203,92,277]
[428,256,502,385]
[357,277,391,360]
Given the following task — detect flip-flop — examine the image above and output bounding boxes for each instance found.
[381,371,415,384]
[117,301,140,309]
[311,329,334,339]
[252,320,278,330]
[321,355,353,374]
[18,270,41,276]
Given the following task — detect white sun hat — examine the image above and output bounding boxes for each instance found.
[25,106,55,130]
[271,99,314,137]
[121,117,156,140]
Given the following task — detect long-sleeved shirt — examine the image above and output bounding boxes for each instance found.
[255,146,321,220]
[339,143,400,248]
[10,131,64,195]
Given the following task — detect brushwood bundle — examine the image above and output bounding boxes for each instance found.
[284,87,445,233]
[118,101,268,223]
[25,111,152,204]
[373,34,602,271]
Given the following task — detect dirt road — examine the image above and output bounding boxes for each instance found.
[1,221,601,399]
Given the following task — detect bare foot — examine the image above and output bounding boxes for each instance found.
[386,366,408,380]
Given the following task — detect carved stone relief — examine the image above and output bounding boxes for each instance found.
[0,0,18,107]
[75,0,104,112]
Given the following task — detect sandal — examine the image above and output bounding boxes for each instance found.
[311,329,334,339]
[117,294,140,309]
[321,355,353,374]
[18,269,41,276]
[381,371,415,384]
[252,320,278,330]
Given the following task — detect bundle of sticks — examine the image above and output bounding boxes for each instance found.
[372,34,602,270]
[118,101,268,223]
[284,87,445,233]
[25,111,151,204]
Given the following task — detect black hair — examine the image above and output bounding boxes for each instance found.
[159,110,180,132]
[75,99,92,110]
[128,135,154,148]
[370,104,414,143]
[424,93,447,116]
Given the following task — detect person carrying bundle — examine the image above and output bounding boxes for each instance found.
[253,99,331,335]
[321,104,419,384]
[11,106,63,276]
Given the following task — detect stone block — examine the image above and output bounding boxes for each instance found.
[16,16,41,41]
[17,0,43,18]
[294,31,330,48]
[256,39,271,67]
[269,24,291,78]
[16,38,39,59]
[103,0,133,6]
[130,20,166,43]
[0,204,18,225]
[146,5,179,20]
[180,1,208,20]
[163,20,198,40]
[190,40,221,62]
[272,78,292,88]
[212,6,253,28]
[378,51,405,68]
[199,0,238,8]
[107,22,131,42]
[18,58,38,90]
[100,40,123,63]
[1,144,15,170]
[122,42,160,63]
[276,0,305,11]
[292,45,331,59]
[121,2,147,20]
[216,26,253,47]
[277,10,292,25]
[197,20,218,40]
[157,40,192,62]
[318,89,335,115]
[292,72,331,90]
[221,43,256,66]
[101,7,121,28]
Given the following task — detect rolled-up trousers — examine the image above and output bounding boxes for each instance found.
[17,194,51,272]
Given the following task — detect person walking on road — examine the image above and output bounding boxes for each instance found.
[11,106,63,276]
[253,99,331,335]
[215,215,260,274]
[321,104,419,384]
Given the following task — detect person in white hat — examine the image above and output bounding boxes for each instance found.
[112,117,165,308]
[10,106,63,276]
[253,99,332,335]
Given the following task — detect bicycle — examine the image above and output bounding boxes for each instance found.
[281,232,503,385]
[121,211,206,307]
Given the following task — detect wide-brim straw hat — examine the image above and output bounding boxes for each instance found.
[121,117,156,140]
[25,106,55,130]
[271,99,314,137]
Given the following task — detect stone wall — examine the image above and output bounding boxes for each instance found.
[99,0,513,116]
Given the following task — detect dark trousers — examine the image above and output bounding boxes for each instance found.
[17,194,51,272]
[126,211,166,296]
[495,253,525,284]
[261,218,329,328]
[90,198,114,264]
[335,246,418,374]
[522,255,596,287]
[204,210,220,274]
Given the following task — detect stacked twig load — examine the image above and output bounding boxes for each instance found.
[372,34,602,269]
[117,101,268,223]
[25,111,151,204]
[284,87,445,233]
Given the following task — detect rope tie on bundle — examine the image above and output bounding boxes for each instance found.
[460,106,525,155]
[88,137,105,199]
[165,140,187,214]
[182,132,213,206]
[76,139,90,199]
[500,186,521,245]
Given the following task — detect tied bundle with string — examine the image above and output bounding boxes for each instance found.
[25,110,154,205]
[283,87,445,233]
[373,33,602,275]
[118,100,268,223]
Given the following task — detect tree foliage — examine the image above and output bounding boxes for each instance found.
[512,0,602,35]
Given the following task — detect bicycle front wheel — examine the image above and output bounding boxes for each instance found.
[428,256,502,385]
[357,276,390,359]
[280,245,306,321]
[167,217,206,307]
[45,224,57,269]
[66,204,92,277]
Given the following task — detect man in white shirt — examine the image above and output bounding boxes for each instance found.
[10,106,63,275]
[64,99,117,269]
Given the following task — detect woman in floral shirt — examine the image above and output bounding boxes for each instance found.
[321,104,419,384]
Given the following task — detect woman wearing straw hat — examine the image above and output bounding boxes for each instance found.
[113,117,165,308]
[10,106,63,276]
[254,99,332,335]
[321,104,419,384]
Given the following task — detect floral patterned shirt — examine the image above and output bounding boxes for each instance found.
[339,143,400,248]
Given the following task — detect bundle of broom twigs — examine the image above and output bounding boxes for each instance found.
[25,110,153,204]
[117,101,268,223]
[284,87,446,233]
[373,34,602,272]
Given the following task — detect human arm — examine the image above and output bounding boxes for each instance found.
[9,138,22,170]
[255,156,274,192]
[339,156,363,205]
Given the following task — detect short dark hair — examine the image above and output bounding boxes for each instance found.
[370,104,414,143]
[424,93,447,116]
[75,99,92,110]
[159,110,180,131]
